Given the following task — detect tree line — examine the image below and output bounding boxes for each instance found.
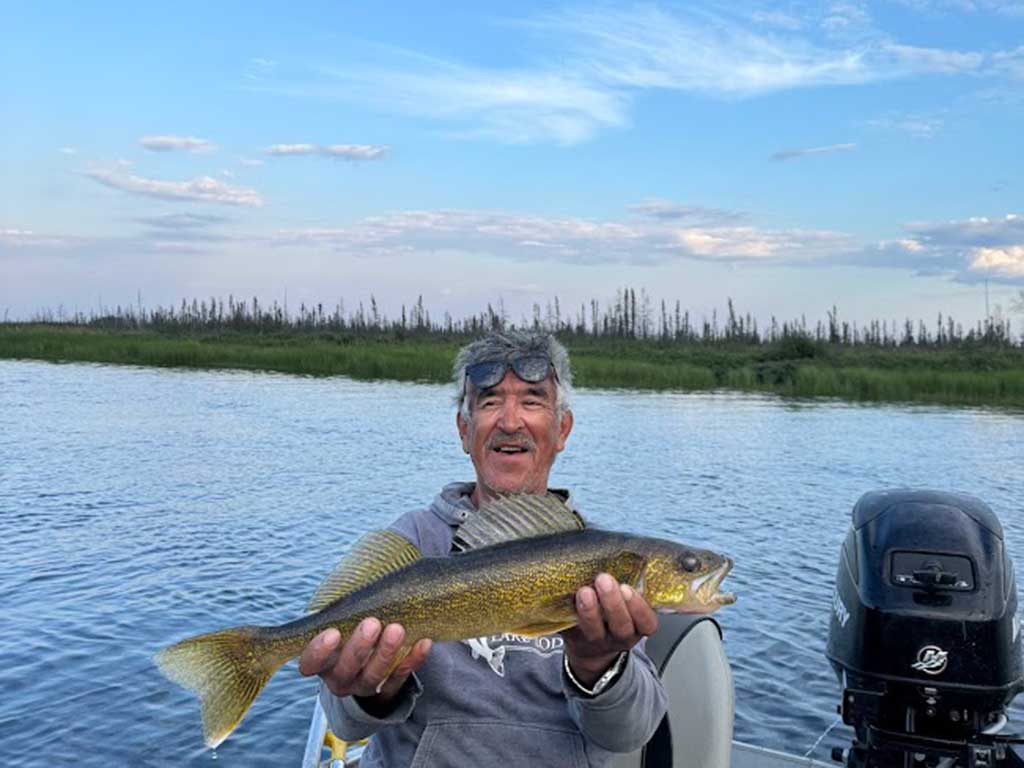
[26,287,1021,348]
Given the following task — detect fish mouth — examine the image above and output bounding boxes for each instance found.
[686,557,736,612]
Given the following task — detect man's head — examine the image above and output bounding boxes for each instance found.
[453,331,574,504]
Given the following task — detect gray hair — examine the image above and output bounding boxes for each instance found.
[453,330,574,421]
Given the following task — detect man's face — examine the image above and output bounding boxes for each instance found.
[457,370,573,502]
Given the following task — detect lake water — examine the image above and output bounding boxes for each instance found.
[2,359,1022,767]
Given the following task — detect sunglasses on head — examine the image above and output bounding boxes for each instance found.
[465,355,556,390]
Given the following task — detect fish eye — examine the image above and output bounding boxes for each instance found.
[681,555,700,572]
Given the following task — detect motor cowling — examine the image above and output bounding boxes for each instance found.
[827,490,1023,763]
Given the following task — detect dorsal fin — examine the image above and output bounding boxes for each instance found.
[452,493,585,553]
[307,530,421,612]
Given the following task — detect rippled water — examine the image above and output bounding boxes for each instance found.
[2,359,1022,766]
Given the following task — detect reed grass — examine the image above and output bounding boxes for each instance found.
[2,324,1023,408]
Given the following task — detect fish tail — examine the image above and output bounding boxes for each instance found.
[155,625,289,748]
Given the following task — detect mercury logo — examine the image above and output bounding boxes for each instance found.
[832,588,850,628]
[912,645,949,675]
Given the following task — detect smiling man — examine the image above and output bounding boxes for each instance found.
[299,330,667,767]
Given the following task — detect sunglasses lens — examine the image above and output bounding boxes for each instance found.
[511,356,552,383]
[466,361,507,389]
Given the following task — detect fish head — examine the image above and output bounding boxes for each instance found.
[640,541,736,614]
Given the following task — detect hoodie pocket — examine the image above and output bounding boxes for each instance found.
[409,720,587,768]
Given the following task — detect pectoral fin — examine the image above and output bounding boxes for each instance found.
[510,620,579,638]
[509,593,578,637]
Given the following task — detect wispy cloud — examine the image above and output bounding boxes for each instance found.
[992,46,1024,79]
[627,199,747,225]
[245,57,278,81]
[771,142,857,161]
[301,55,628,144]
[139,135,218,153]
[264,143,388,160]
[84,169,263,207]
[866,114,944,138]
[58,146,77,156]
[749,9,807,30]
[548,5,985,95]
[134,212,229,230]
[249,4,1015,145]
[894,0,1024,17]
[0,228,80,248]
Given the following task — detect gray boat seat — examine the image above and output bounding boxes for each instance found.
[609,614,734,768]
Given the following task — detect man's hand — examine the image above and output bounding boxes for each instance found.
[561,573,659,688]
[298,618,432,717]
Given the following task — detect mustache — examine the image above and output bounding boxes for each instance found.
[486,431,536,451]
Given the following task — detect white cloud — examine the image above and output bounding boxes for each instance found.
[58,147,77,156]
[256,206,852,266]
[264,143,388,160]
[239,157,265,167]
[139,135,218,153]
[970,245,1024,276]
[848,213,1024,283]
[771,142,856,161]
[84,169,263,207]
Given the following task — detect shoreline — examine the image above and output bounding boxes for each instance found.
[3,324,1023,408]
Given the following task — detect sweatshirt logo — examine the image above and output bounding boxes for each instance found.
[463,634,565,677]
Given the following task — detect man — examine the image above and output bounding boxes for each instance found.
[299,330,667,766]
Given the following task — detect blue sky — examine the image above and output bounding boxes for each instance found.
[2,1,1023,327]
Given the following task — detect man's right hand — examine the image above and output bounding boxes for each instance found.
[298,618,432,716]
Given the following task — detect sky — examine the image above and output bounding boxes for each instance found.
[2,0,1023,328]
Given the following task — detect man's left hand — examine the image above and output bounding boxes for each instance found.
[561,572,659,688]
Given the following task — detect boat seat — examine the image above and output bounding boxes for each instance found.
[609,613,734,768]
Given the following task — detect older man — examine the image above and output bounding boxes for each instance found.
[299,330,667,766]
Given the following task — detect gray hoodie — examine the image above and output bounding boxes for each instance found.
[320,482,668,767]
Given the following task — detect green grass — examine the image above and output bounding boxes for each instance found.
[2,324,1024,408]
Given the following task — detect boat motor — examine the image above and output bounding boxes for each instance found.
[827,490,1024,768]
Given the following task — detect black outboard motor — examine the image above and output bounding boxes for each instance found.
[827,490,1024,768]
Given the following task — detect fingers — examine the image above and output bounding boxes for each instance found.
[595,574,635,641]
[575,585,605,643]
[574,574,659,645]
[361,623,407,689]
[622,584,659,637]
[299,627,341,677]
[377,638,433,698]
[327,618,383,693]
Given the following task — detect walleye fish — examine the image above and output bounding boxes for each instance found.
[156,494,735,748]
